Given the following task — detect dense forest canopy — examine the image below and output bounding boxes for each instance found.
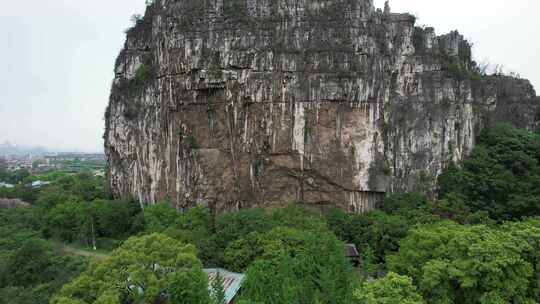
[1,124,540,303]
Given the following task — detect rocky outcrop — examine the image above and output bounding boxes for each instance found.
[0,198,31,209]
[105,0,540,212]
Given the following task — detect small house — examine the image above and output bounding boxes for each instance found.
[31,180,51,189]
[344,243,360,266]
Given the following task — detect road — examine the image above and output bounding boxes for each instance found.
[59,242,110,260]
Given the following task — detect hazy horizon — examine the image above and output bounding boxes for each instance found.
[1,0,538,153]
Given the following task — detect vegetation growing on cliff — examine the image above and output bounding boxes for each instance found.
[438,124,540,221]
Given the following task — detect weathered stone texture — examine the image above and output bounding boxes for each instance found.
[105,0,539,212]
[0,198,31,209]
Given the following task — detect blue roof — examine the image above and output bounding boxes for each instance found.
[31,180,51,188]
[204,268,245,304]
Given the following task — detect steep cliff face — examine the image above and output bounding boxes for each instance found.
[105,0,540,212]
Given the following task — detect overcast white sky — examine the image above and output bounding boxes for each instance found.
[0,1,538,153]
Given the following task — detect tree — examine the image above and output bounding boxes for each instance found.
[353,273,425,304]
[1,238,54,287]
[0,221,87,304]
[223,227,313,273]
[6,169,30,184]
[43,199,142,249]
[324,207,352,241]
[380,193,430,215]
[93,199,143,239]
[169,266,211,304]
[179,206,212,231]
[347,211,410,263]
[360,246,379,278]
[501,217,540,300]
[210,271,226,304]
[203,206,330,266]
[51,233,206,304]
[387,221,535,303]
[438,124,540,220]
[380,193,440,225]
[223,232,262,272]
[51,174,106,202]
[34,173,106,205]
[207,208,275,265]
[44,201,85,242]
[239,228,353,304]
[426,192,494,225]
[240,256,302,304]
[270,204,328,231]
[143,202,182,233]
[259,227,310,260]
[35,189,75,209]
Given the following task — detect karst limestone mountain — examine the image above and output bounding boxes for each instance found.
[105,0,540,212]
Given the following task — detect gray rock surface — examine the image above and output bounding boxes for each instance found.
[105,0,540,212]
[0,198,31,209]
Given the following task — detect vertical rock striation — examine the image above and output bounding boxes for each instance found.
[105,0,540,212]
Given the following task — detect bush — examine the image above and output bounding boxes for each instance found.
[134,63,153,84]
[353,272,425,304]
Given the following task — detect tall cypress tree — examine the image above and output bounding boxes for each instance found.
[211,271,226,304]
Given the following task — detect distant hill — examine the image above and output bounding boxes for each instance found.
[0,142,48,156]
[0,142,104,156]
